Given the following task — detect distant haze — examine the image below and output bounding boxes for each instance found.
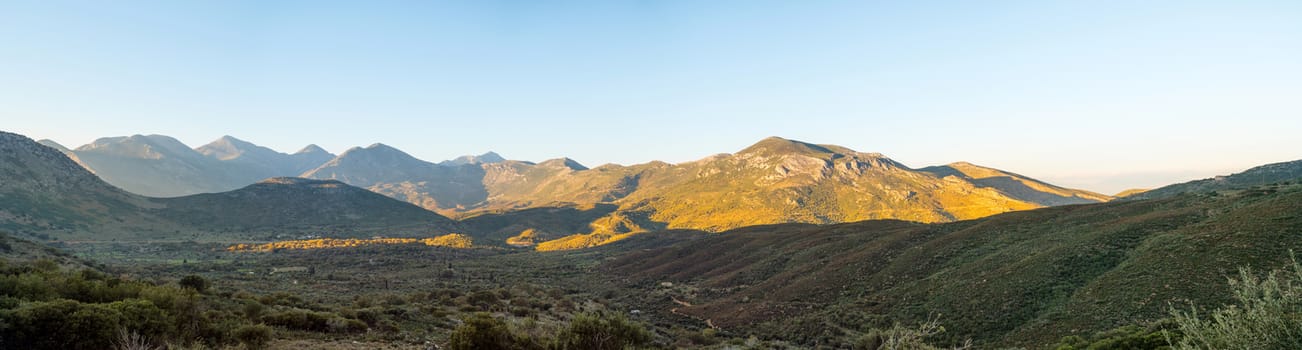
[4,1,1300,194]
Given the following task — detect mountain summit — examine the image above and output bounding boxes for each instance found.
[441,151,506,166]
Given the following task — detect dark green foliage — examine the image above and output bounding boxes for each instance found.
[179,274,208,293]
[0,262,297,349]
[554,312,652,350]
[233,323,273,350]
[0,299,123,350]
[107,298,175,343]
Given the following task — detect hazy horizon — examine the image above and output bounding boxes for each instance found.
[5,1,1300,194]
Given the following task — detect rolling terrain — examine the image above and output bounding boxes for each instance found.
[603,182,1302,347]
[1124,158,1302,200]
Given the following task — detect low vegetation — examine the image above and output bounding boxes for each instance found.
[1168,253,1302,349]
[226,234,473,252]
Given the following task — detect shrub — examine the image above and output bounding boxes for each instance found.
[467,290,499,311]
[554,312,651,350]
[448,313,534,350]
[107,298,174,342]
[242,300,265,321]
[1169,253,1302,349]
[0,299,124,350]
[853,315,970,350]
[233,324,273,350]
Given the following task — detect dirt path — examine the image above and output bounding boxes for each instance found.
[669,297,718,330]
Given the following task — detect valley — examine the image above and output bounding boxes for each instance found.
[3,129,1301,349]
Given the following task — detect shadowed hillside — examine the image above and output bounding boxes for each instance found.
[919,161,1112,205]
[604,183,1302,347]
[0,131,172,239]
[154,177,461,234]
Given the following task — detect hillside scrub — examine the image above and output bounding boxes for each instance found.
[853,316,971,350]
[0,260,244,349]
[1168,253,1302,349]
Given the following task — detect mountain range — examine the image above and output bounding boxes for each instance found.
[3,131,457,241]
[25,131,1302,250]
[42,135,334,197]
[7,128,1302,348]
[42,134,1117,246]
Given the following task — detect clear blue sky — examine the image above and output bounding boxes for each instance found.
[3,1,1300,193]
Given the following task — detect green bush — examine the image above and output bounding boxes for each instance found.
[554,312,651,350]
[0,299,124,350]
[233,323,274,350]
[448,312,536,350]
[107,298,175,342]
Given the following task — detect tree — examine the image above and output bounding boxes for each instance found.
[178,275,208,293]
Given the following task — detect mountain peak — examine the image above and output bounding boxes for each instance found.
[197,135,284,162]
[538,157,587,171]
[442,151,507,166]
[36,139,70,152]
[75,134,198,160]
[295,144,329,155]
[478,151,505,162]
[738,136,841,157]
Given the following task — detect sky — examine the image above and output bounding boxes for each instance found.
[2,1,1300,194]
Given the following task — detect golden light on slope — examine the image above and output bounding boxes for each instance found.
[226,233,472,252]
